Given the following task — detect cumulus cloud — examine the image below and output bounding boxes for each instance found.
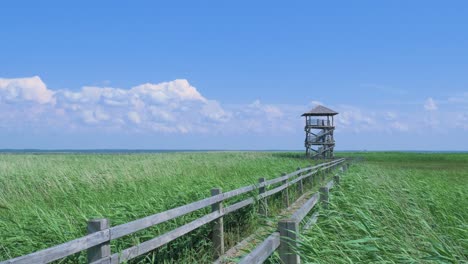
[0,76,225,133]
[335,105,376,132]
[424,97,438,111]
[1,76,465,137]
[0,76,55,104]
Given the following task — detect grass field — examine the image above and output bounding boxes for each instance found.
[300,152,468,263]
[0,152,314,263]
[1,152,467,263]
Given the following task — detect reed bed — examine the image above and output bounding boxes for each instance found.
[299,152,468,263]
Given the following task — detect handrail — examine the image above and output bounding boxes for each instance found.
[239,161,348,264]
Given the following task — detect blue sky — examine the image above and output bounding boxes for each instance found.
[1,1,467,150]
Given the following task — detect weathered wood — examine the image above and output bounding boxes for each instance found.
[319,187,329,209]
[238,232,280,264]
[291,193,319,222]
[211,188,224,259]
[282,173,290,208]
[296,167,303,194]
[87,219,110,264]
[112,211,222,263]
[278,219,300,264]
[2,229,110,264]
[222,184,256,200]
[259,181,288,199]
[258,177,267,216]
[110,178,278,240]
[110,194,224,239]
[223,198,255,215]
[263,160,338,187]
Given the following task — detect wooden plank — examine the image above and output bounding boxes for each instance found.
[259,182,288,199]
[2,230,110,264]
[291,193,319,222]
[112,211,222,263]
[223,198,255,215]
[263,160,338,187]
[222,184,256,200]
[289,172,309,186]
[264,173,290,186]
[238,232,280,264]
[87,219,110,264]
[110,193,224,239]
[110,178,270,240]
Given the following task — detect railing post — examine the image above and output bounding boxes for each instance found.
[87,218,110,264]
[278,218,300,264]
[211,188,224,259]
[258,177,267,217]
[282,173,290,208]
[319,186,329,209]
[334,174,340,185]
[296,167,303,194]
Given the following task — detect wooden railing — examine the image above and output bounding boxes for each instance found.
[239,164,349,264]
[1,158,347,264]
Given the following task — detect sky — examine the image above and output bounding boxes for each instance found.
[1,1,467,150]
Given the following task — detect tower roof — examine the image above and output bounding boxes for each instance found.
[301,105,338,116]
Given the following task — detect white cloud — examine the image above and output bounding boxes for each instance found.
[335,105,376,132]
[131,79,206,103]
[1,76,466,138]
[424,97,438,111]
[0,77,218,133]
[127,111,141,124]
[201,100,230,122]
[0,76,55,104]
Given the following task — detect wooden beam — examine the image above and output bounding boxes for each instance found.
[258,177,267,217]
[278,219,300,264]
[87,219,110,264]
[211,188,224,259]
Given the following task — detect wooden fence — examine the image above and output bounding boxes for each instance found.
[0,158,347,264]
[239,166,348,264]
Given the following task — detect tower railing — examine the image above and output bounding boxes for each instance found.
[306,119,332,126]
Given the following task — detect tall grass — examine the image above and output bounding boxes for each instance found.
[299,153,468,263]
[0,152,313,263]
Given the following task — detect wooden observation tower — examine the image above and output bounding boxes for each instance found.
[302,105,338,159]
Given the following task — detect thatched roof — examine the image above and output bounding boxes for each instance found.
[302,105,338,116]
